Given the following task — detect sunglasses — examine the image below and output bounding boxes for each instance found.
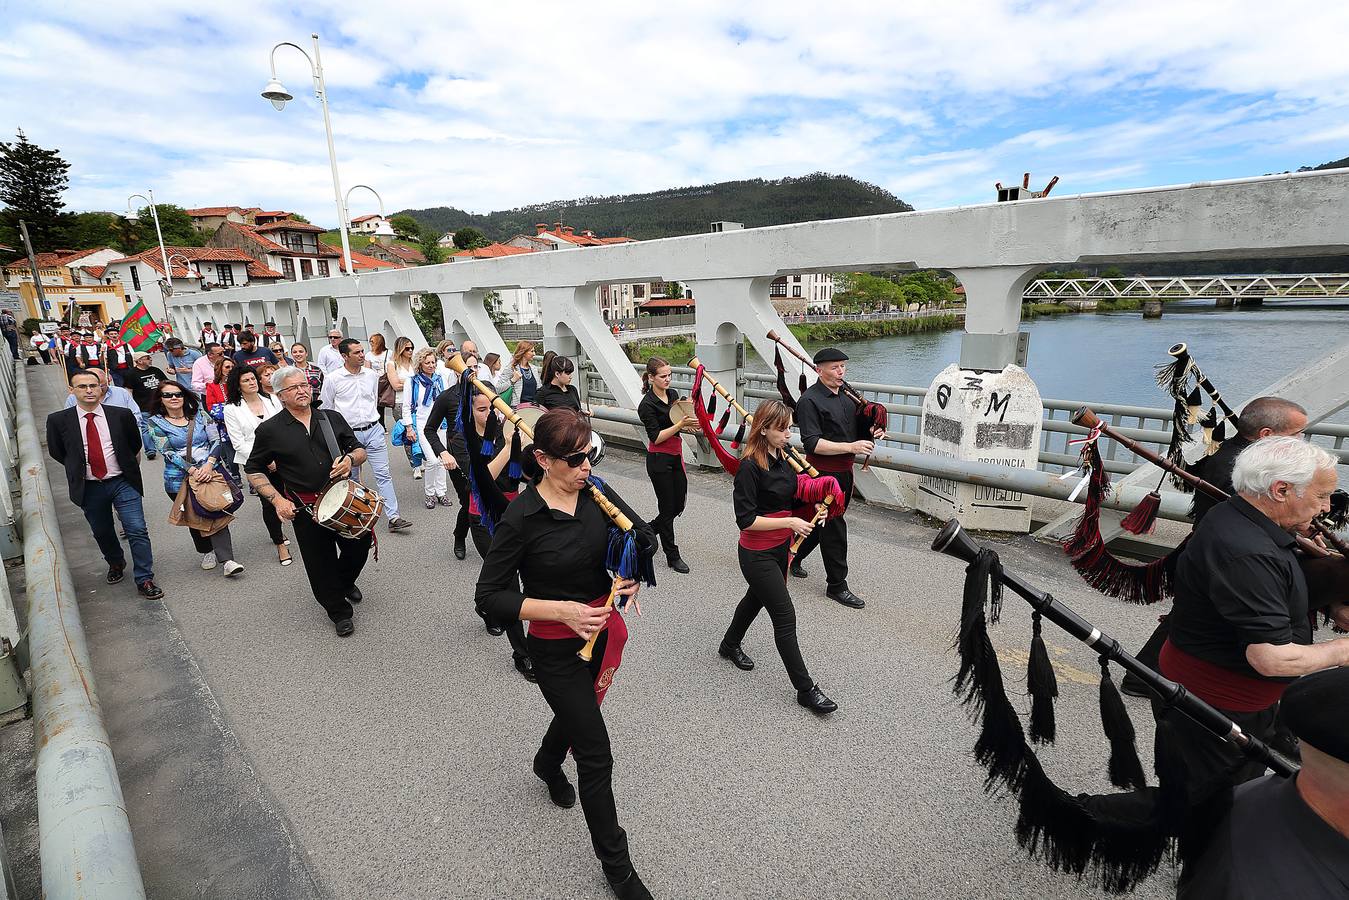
[551,445,596,468]
[162,392,185,399]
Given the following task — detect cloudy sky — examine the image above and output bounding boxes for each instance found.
[4,1,1347,226]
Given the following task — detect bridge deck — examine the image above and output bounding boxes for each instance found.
[30,366,1175,899]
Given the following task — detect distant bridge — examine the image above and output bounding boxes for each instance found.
[1024,273,1349,302]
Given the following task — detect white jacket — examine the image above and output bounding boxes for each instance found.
[403,372,446,433]
[223,395,283,467]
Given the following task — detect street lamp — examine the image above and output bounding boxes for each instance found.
[126,189,173,321]
[344,183,385,234]
[261,33,354,277]
[165,253,200,288]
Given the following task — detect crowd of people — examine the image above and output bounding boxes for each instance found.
[37,319,1349,899]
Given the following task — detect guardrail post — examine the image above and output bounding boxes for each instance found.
[14,362,147,898]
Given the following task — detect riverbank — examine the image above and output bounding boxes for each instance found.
[1024,297,1144,316]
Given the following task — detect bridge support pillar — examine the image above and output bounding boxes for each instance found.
[1237,296,1265,307]
[439,291,509,360]
[1214,295,1235,309]
[953,266,1042,371]
[538,286,643,409]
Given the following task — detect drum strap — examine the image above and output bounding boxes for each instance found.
[316,411,344,463]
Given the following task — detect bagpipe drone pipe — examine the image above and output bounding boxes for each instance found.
[446,353,656,661]
[932,518,1298,894]
[1061,406,1348,613]
[687,359,845,554]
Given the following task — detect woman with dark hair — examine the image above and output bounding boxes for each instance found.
[636,356,695,574]
[146,382,244,577]
[205,356,237,476]
[290,343,323,404]
[718,399,837,714]
[475,408,656,900]
[534,354,583,412]
[223,366,291,565]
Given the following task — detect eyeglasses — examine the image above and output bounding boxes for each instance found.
[552,446,592,468]
[161,392,185,399]
[277,383,310,394]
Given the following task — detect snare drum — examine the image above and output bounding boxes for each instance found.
[314,479,384,538]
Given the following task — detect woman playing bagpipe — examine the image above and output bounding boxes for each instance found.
[636,356,696,575]
[451,385,534,682]
[473,406,659,900]
[719,399,846,714]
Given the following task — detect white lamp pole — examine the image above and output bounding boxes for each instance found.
[126,189,173,322]
[262,33,354,276]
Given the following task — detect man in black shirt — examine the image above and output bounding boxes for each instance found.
[789,347,882,609]
[1159,436,1346,798]
[245,366,371,636]
[1190,397,1308,523]
[1180,666,1349,899]
[233,331,278,369]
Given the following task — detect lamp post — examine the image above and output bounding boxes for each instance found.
[126,189,173,321]
[343,183,386,237]
[261,33,354,276]
[165,253,200,288]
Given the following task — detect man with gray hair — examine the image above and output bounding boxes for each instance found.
[1158,436,1345,800]
[1190,396,1308,523]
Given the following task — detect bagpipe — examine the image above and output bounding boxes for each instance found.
[687,358,845,555]
[765,329,889,470]
[1154,342,1242,472]
[1064,405,1347,611]
[933,518,1297,893]
[445,353,656,662]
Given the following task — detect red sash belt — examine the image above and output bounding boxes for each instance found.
[529,593,629,705]
[650,434,683,456]
[806,452,854,474]
[1159,639,1287,713]
[292,490,320,505]
[469,488,518,517]
[739,510,792,550]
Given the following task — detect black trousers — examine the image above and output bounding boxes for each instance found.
[723,542,814,691]
[290,507,372,623]
[528,629,631,881]
[260,495,285,545]
[469,522,529,661]
[448,467,470,543]
[645,452,687,561]
[1154,697,1292,797]
[790,467,853,592]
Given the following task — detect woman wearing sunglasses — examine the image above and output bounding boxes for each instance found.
[474,409,656,900]
[146,382,244,577]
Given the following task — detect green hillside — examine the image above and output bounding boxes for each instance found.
[398,172,912,242]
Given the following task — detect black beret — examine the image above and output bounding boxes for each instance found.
[1281,667,1349,763]
[813,347,848,364]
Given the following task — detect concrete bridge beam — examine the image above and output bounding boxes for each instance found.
[538,285,644,409]
[439,291,509,360]
[952,266,1044,372]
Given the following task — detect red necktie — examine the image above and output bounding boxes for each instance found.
[85,413,108,480]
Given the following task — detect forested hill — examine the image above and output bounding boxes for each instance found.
[398,173,912,242]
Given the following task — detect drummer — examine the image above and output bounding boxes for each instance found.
[245,366,373,637]
[636,357,695,574]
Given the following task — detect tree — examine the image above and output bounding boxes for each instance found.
[413,292,443,341]
[0,129,71,251]
[129,204,205,250]
[451,226,490,251]
[389,213,422,240]
[289,213,310,224]
[65,211,120,250]
[416,227,446,265]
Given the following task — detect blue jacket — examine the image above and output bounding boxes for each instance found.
[147,411,220,492]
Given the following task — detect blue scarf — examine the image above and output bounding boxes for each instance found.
[411,371,442,410]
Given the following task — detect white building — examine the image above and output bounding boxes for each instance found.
[490,288,541,325]
[351,214,393,237]
[208,220,342,282]
[769,272,835,313]
[102,247,282,309]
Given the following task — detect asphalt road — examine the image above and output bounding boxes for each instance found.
[34,365,1180,900]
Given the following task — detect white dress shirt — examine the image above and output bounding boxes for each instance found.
[316,344,346,373]
[223,395,283,466]
[320,366,380,428]
[79,404,123,480]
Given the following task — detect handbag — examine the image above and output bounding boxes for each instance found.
[391,419,409,447]
[377,373,396,409]
[165,416,241,531]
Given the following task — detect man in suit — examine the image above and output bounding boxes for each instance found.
[46,370,163,599]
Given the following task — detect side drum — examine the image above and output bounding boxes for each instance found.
[314,478,384,538]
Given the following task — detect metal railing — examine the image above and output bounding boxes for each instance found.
[7,356,147,898]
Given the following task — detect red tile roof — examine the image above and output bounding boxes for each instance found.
[380,243,425,263]
[253,219,325,234]
[82,265,107,280]
[107,246,256,278]
[350,214,382,224]
[640,297,695,309]
[453,243,535,259]
[186,206,248,217]
[246,261,285,279]
[347,250,402,271]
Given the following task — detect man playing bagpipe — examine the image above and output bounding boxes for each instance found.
[1188,397,1308,524]
[788,347,884,609]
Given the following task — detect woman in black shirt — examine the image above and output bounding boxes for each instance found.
[636,357,695,574]
[534,354,584,412]
[474,409,656,900]
[720,399,838,714]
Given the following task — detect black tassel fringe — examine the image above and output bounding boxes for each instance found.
[1027,611,1058,745]
[1098,657,1147,790]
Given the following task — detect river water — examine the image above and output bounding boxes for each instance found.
[753,301,1349,413]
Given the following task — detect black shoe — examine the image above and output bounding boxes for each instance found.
[514,654,537,683]
[827,588,865,609]
[335,618,355,637]
[667,556,690,574]
[718,643,755,671]
[790,561,808,578]
[533,761,576,808]
[345,585,362,604]
[486,621,505,637]
[797,684,838,714]
[107,563,126,584]
[607,870,654,900]
[137,579,164,599]
[454,541,466,560]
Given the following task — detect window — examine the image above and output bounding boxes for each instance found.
[130,265,141,291]
[317,260,329,277]
[281,258,296,281]
[300,259,313,279]
[288,235,305,252]
[792,286,802,298]
[770,278,788,297]
[216,264,234,286]
[633,284,645,298]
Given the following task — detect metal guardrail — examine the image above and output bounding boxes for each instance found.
[12,359,147,898]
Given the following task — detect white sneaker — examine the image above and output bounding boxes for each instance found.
[201,552,218,570]
[413,465,424,480]
[223,560,245,577]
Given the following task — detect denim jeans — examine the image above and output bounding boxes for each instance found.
[351,422,400,519]
[82,476,154,583]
